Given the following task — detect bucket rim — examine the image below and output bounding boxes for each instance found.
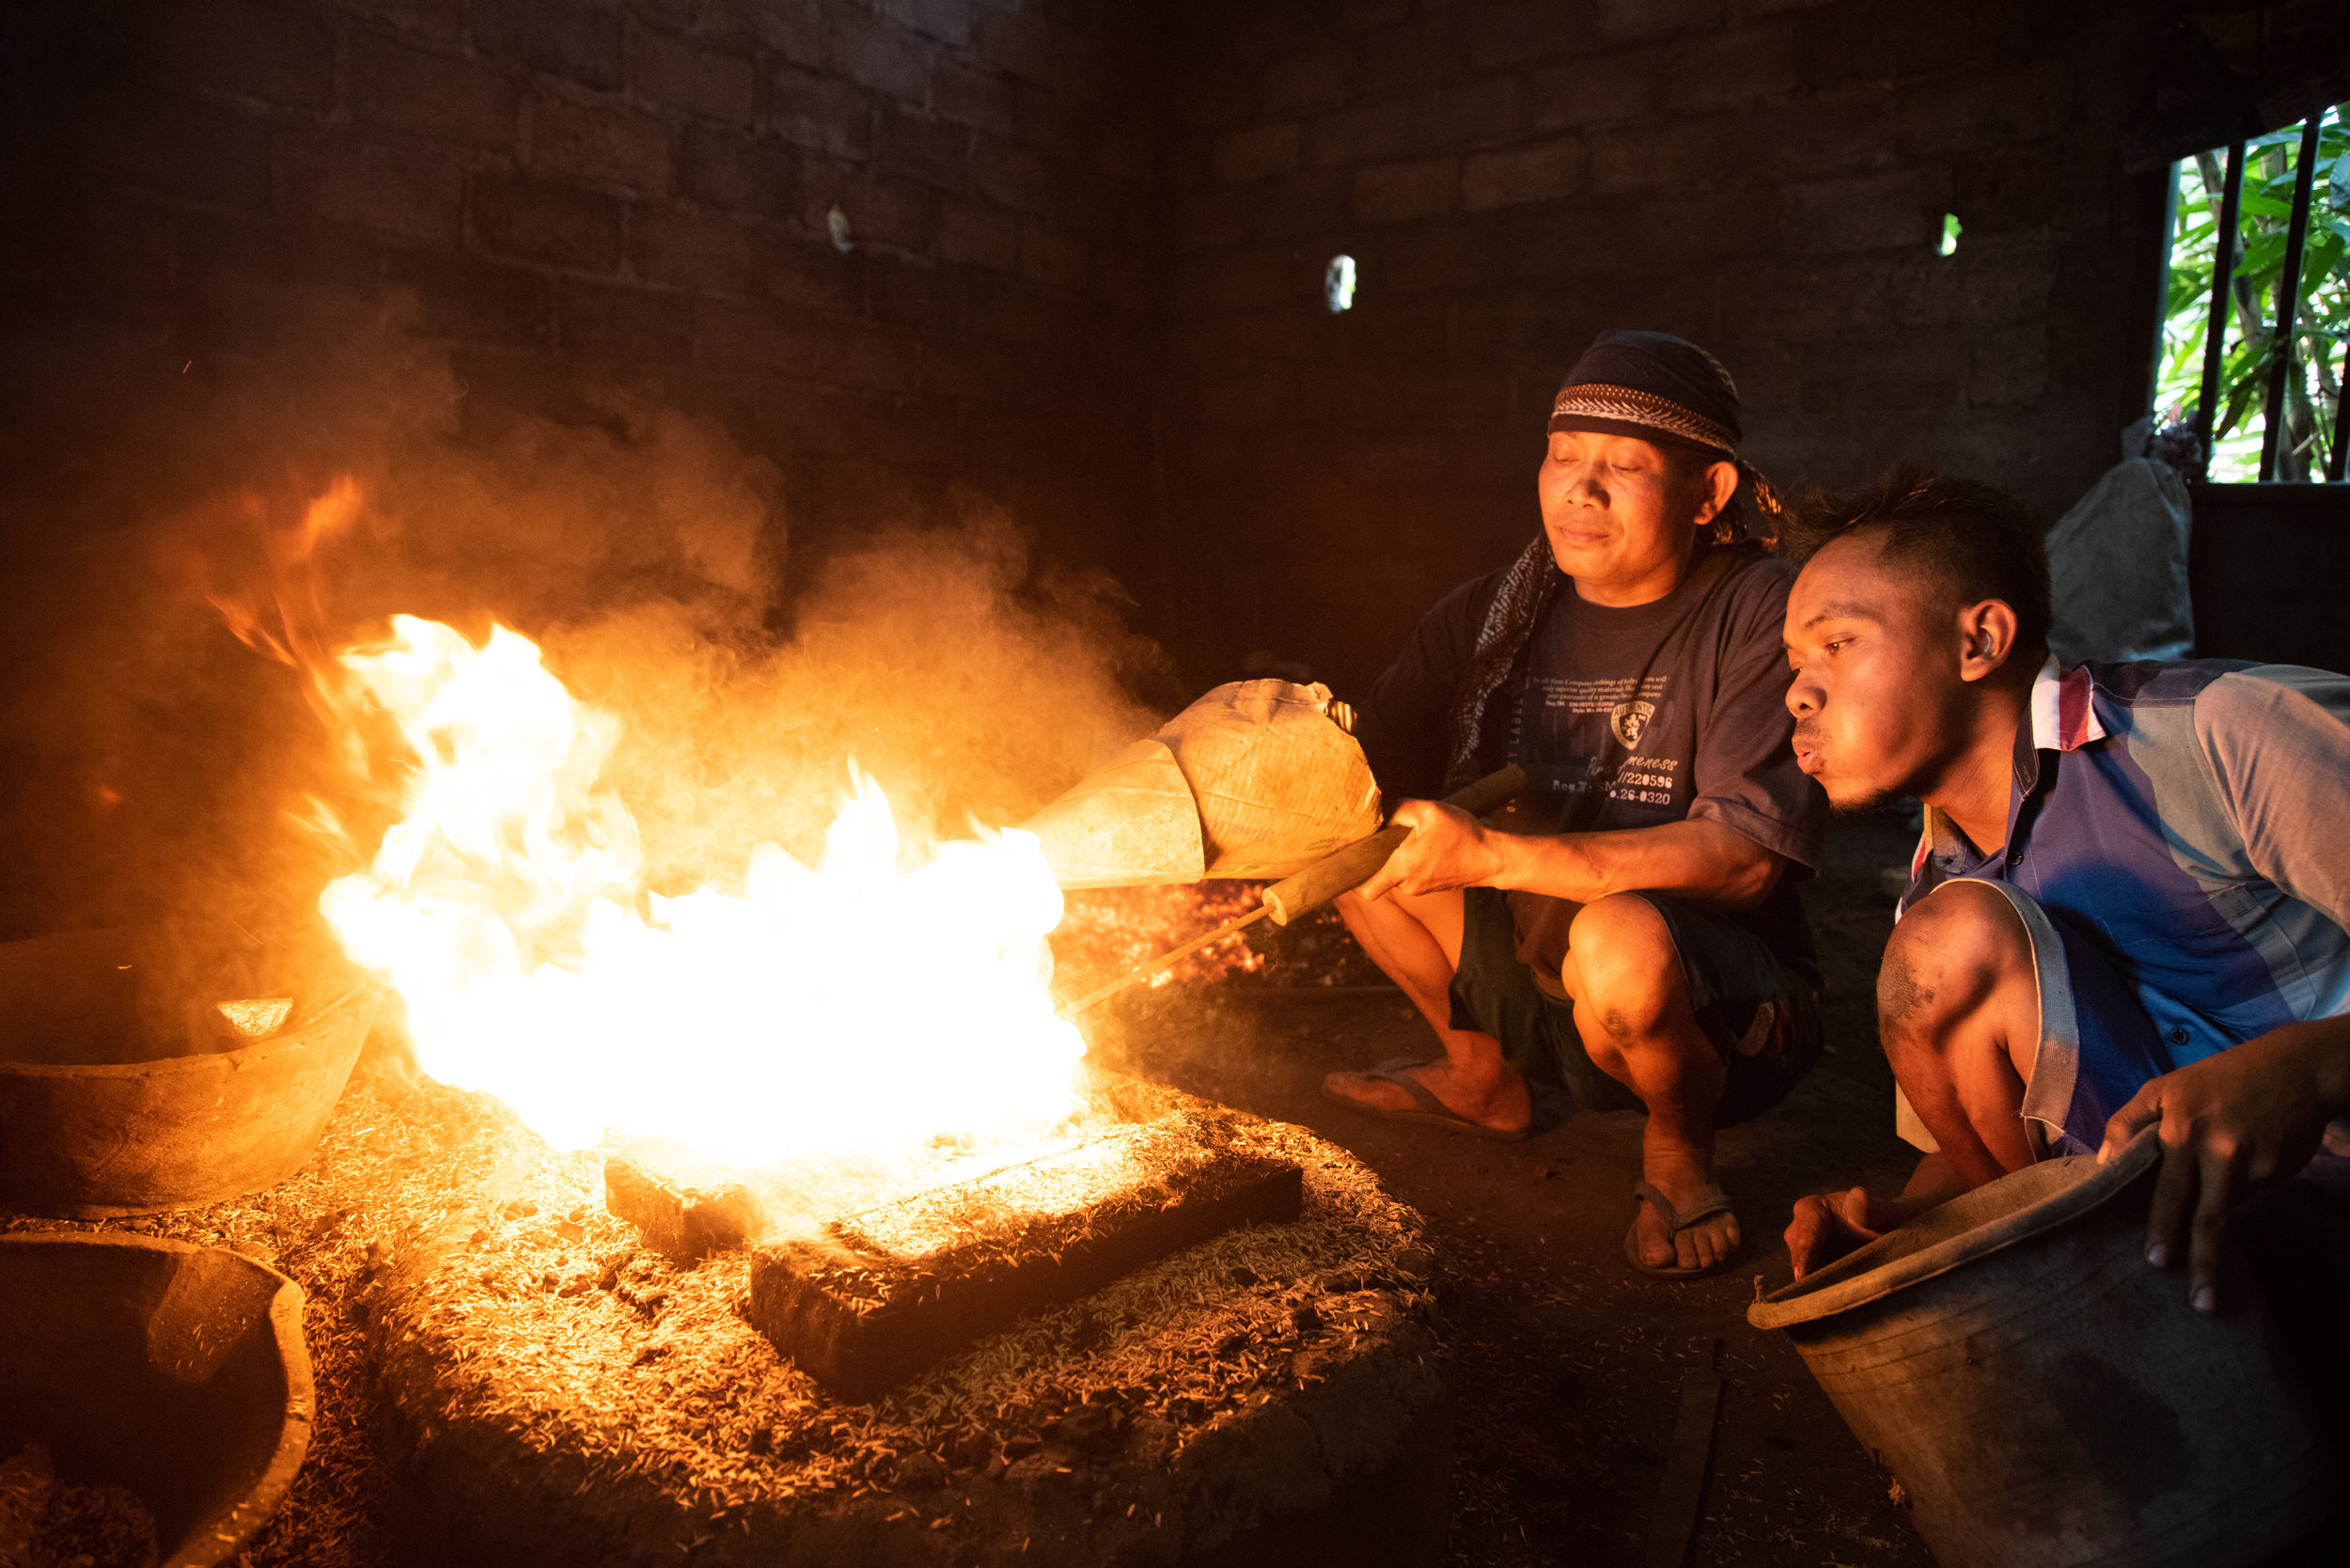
[1748,1127,2161,1330]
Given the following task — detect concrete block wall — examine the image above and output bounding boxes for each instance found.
[0,0,1164,575]
[1159,0,2183,695]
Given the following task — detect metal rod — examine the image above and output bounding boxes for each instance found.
[2261,118,2324,481]
[2332,336,2350,482]
[2196,141,2246,480]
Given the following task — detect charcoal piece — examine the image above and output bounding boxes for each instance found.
[603,1151,766,1260]
[748,1115,1303,1403]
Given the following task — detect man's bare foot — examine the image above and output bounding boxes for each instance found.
[1323,1049,1532,1137]
[1631,1146,1741,1273]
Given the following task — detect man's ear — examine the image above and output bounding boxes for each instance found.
[1954,599,2025,683]
[1692,460,1739,528]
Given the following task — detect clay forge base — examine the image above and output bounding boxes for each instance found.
[749,1114,1303,1401]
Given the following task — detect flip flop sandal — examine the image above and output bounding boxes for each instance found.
[1623,1179,1746,1278]
[1320,1057,1531,1143]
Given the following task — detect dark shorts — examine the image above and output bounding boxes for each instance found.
[1447,886,1821,1127]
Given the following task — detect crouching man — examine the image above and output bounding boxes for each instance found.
[1777,469,2350,1369]
[1322,330,1829,1278]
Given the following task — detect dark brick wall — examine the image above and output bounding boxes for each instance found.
[0,0,1164,584]
[1158,0,2184,696]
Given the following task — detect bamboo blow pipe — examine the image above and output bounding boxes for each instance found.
[1261,763,1528,923]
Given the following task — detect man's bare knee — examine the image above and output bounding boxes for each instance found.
[1562,894,1684,1043]
[1880,881,2031,1061]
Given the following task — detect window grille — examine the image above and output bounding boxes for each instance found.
[2157,108,2350,482]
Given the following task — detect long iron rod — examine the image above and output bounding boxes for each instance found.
[2261,118,2324,480]
[2196,140,2246,481]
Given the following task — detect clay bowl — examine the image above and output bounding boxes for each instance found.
[0,926,377,1217]
[0,1231,314,1567]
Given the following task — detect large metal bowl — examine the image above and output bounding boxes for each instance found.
[0,1231,313,1567]
[0,926,377,1216]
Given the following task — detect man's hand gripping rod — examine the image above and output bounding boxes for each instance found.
[1062,764,1528,1016]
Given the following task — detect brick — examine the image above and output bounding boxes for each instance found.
[559,278,696,362]
[1052,30,1112,104]
[1306,100,1418,166]
[1189,244,1305,312]
[1800,0,1975,87]
[970,134,1051,214]
[1355,14,1466,99]
[1597,0,1725,42]
[1666,23,1803,113]
[1969,323,2050,407]
[472,173,622,270]
[67,86,274,210]
[1019,220,1088,291]
[1463,135,1584,212]
[126,0,334,109]
[1094,118,1154,186]
[628,202,760,295]
[1246,165,1353,242]
[1214,121,1301,185]
[1587,116,1732,195]
[756,243,863,313]
[1528,49,1663,131]
[938,196,1020,270]
[767,62,872,160]
[603,1149,763,1259]
[1371,222,1489,293]
[1173,65,1257,134]
[736,3,826,70]
[532,93,670,193]
[1739,86,1904,180]
[339,0,462,44]
[629,31,756,126]
[384,247,553,345]
[473,0,621,91]
[1798,330,1964,415]
[813,170,939,252]
[705,300,916,392]
[1788,166,1948,254]
[675,125,797,218]
[964,273,1057,343]
[1895,64,2069,160]
[1013,86,1088,162]
[1468,2,1581,69]
[877,104,970,190]
[829,13,933,102]
[351,35,519,150]
[1410,78,1528,152]
[285,129,465,240]
[933,60,1017,137]
[866,253,959,328]
[878,0,972,47]
[180,218,386,350]
[1355,158,1459,225]
[976,8,1053,86]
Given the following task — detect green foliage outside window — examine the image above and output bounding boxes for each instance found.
[2156,107,2350,481]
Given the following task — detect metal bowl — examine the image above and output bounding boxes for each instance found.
[0,1231,313,1567]
[0,926,377,1216]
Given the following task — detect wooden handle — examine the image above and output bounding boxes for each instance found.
[1261,764,1528,925]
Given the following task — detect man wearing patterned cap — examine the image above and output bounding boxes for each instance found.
[1325,329,1827,1278]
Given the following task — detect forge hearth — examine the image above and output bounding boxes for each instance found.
[364,1075,1449,1568]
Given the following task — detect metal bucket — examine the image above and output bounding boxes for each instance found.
[0,1231,313,1567]
[0,926,377,1216]
[1749,1129,2336,1568]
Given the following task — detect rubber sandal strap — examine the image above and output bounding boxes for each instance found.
[1632,1180,1733,1237]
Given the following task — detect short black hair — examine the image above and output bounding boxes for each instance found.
[1781,466,2051,655]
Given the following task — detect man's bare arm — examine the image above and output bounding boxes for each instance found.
[1358,798,1786,912]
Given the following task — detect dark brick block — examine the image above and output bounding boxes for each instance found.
[339,0,462,44]
[126,0,333,109]
[938,196,1020,270]
[1019,220,1088,290]
[473,0,621,91]
[1409,78,1528,152]
[865,252,959,329]
[964,272,1057,343]
[178,215,388,349]
[69,86,273,210]
[1246,165,1353,242]
[558,278,696,363]
[1462,134,1584,212]
[1355,13,1466,100]
[933,60,1017,137]
[1214,121,1301,185]
[877,103,970,190]
[351,34,519,150]
[1800,0,1975,88]
[384,246,554,345]
[699,299,916,393]
[1051,30,1113,105]
[285,128,465,241]
[971,133,1051,214]
[1306,100,1418,166]
[1597,0,1723,43]
[1369,222,1490,295]
[1468,1,1580,69]
[767,62,872,161]
[756,243,864,314]
[1012,86,1088,162]
[1172,65,1257,134]
[1528,47,1663,131]
[1969,322,2050,408]
[603,1150,765,1260]
[472,173,622,271]
[532,92,670,194]
[976,7,1054,86]
[1895,63,2068,160]
[1666,22,1803,113]
[829,12,933,102]
[676,125,797,218]
[1354,158,1459,225]
[807,166,939,252]
[629,202,760,296]
[1586,116,1732,195]
[629,30,756,126]
[878,0,971,48]
[1788,166,1949,255]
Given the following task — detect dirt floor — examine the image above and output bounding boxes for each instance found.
[1089,806,1937,1568]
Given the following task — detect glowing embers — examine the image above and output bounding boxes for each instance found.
[746,1110,1304,1403]
[316,615,1085,1168]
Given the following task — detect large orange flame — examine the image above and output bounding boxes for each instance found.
[318,614,1087,1163]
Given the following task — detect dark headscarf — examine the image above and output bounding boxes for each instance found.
[1442,330,1785,790]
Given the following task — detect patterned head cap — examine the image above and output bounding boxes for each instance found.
[1547,330,1742,457]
